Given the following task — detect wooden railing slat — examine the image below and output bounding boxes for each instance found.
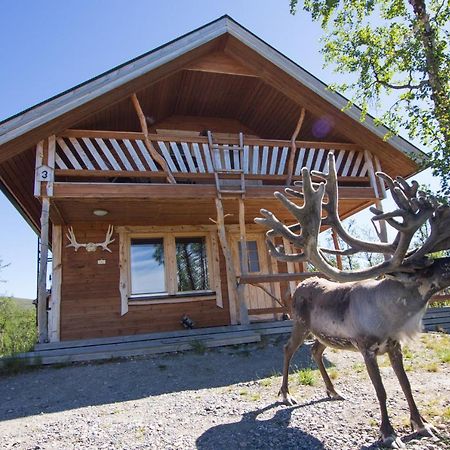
[170,142,188,172]
[69,137,95,170]
[269,146,278,175]
[95,138,122,171]
[80,138,107,170]
[202,143,214,173]
[192,142,206,173]
[351,151,364,177]
[110,139,134,171]
[135,140,158,171]
[181,142,197,173]
[278,146,289,175]
[123,139,145,171]
[57,138,83,170]
[157,141,178,172]
[260,145,269,175]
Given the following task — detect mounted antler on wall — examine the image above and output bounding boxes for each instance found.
[255,153,450,448]
[66,225,115,252]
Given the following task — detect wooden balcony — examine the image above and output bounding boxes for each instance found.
[52,129,376,188]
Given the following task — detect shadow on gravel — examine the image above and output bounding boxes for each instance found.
[0,337,334,422]
[196,402,325,450]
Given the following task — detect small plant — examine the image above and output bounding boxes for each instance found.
[296,368,317,386]
[250,393,261,401]
[190,340,207,355]
[0,297,37,357]
[239,389,248,396]
[352,362,365,373]
[402,346,414,360]
[260,378,272,387]
[424,362,439,372]
[437,347,450,364]
[404,362,413,372]
[328,367,339,380]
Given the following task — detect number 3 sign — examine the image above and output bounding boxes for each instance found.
[36,165,53,182]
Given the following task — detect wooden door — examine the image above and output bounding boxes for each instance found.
[231,233,280,321]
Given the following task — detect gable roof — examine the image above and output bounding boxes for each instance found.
[0,15,424,164]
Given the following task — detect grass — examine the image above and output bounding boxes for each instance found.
[0,296,37,357]
[296,368,317,386]
[190,340,207,355]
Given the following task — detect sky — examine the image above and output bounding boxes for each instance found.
[0,0,440,298]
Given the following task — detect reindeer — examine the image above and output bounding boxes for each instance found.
[255,154,450,449]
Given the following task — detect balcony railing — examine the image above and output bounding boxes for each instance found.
[52,129,374,185]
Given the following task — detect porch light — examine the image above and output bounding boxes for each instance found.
[93,209,109,217]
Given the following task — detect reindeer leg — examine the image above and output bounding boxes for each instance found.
[361,348,405,449]
[387,340,439,439]
[279,320,308,406]
[311,340,344,400]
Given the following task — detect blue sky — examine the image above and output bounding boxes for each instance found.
[0,1,439,298]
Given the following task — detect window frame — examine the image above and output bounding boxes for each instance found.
[118,227,222,314]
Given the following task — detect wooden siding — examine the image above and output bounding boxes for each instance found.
[60,224,231,341]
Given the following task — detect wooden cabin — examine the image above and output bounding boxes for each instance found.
[0,16,422,344]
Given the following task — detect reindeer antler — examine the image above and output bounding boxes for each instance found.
[255,153,449,282]
[66,226,115,253]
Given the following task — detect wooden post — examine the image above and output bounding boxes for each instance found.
[37,197,50,343]
[237,197,250,324]
[131,93,176,184]
[331,230,343,270]
[365,150,388,244]
[48,225,62,342]
[214,198,249,325]
[119,230,129,316]
[286,108,306,185]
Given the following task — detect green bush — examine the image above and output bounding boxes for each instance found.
[0,297,37,357]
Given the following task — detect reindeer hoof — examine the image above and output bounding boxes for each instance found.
[411,420,440,439]
[326,389,344,400]
[278,389,297,406]
[381,435,405,449]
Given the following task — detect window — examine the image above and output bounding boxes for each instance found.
[130,238,165,295]
[127,232,216,301]
[176,237,209,292]
[238,240,261,273]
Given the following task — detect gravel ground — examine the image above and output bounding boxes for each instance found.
[0,333,449,450]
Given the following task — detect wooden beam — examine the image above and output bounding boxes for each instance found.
[37,197,50,343]
[239,272,323,284]
[130,93,176,184]
[52,182,376,200]
[286,108,306,185]
[248,307,289,315]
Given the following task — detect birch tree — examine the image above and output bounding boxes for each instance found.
[290,1,450,194]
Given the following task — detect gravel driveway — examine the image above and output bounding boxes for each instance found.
[0,333,449,449]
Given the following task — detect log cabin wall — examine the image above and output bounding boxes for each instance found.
[60,224,231,341]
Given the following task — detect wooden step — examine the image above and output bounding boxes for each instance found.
[215,169,244,174]
[1,331,262,367]
[218,189,245,194]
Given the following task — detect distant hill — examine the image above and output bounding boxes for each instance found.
[7,297,35,310]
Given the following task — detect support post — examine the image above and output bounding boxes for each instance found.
[286,108,306,185]
[37,197,50,343]
[48,224,62,342]
[365,150,388,244]
[131,93,176,184]
[237,198,250,324]
[331,230,343,270]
